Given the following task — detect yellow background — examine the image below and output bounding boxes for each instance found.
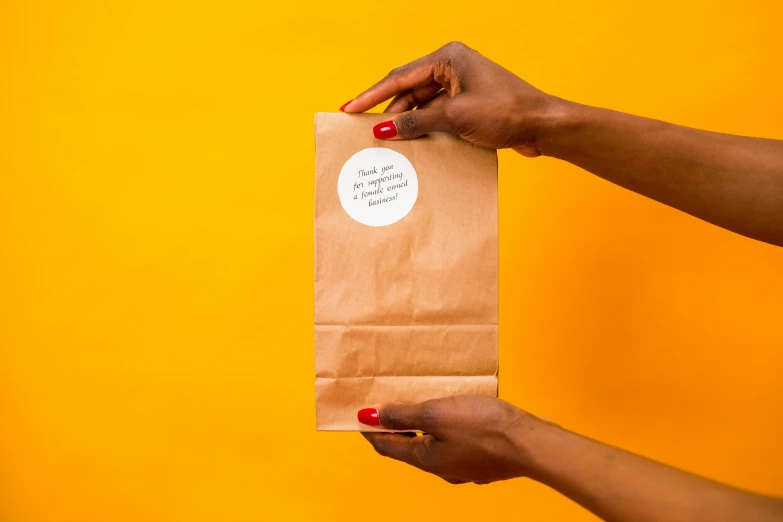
[2,0,782,520]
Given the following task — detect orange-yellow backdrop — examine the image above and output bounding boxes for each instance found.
[1,1,782,520]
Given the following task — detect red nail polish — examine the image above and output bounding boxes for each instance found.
[373,120,397,139]
[358,407,380,426]
[339,99,353,112]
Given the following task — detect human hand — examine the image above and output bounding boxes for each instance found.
[358,395,549,484]
[341,41,564,157]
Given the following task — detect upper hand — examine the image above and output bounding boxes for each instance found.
[359,395,547,484]
[342,41,561,157]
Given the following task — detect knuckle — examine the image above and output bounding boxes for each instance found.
[442,476,465,485]
[441,41,471,62]
[441,101,458,124]
[412,439,437,472]
[397,113,419,137]
[443,41,468,54]
[439,41,478,72]
[372,440,391,458]
[387,64,406,77]
[381,407,401,429]
[419,402,440,429]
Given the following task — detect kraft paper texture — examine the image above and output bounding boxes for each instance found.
[314,112,498,431]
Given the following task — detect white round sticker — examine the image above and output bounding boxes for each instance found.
[337,148,418,227]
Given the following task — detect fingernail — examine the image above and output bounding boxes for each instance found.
[373,120,397,139]
[339,99,353,112]
[357,407,380,426]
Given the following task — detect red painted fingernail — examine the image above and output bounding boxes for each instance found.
[373,120,397,139]
[339,99,353,112]
[358,407,380,426]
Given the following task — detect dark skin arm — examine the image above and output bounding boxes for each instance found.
[361,397,783,522]
[343,41,783,247]
[541,106,783,246]
[345,42,783,520]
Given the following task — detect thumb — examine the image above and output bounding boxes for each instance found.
[358,402,438,433]
[373,104,453,140]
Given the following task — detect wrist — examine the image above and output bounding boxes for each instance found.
[507,412,564,479]
[533,97,590,158]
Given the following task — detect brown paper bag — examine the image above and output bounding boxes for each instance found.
[314,112,498,431]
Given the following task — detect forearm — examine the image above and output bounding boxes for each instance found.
[536,100,783,247]
[515,417,783,522]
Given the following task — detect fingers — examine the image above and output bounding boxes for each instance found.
[383,402,439,431]
[357,401,440,432]
[345,41,466,113]
[384,81,443,113]
[343,42,473,113]
[416,90,449,110]
[362,432,438,472]
[361,433,468,485]
[344,55,436,113]
[373,104,454,140]
[441,476,469,485]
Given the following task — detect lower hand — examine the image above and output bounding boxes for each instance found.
[359,395,548,484]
